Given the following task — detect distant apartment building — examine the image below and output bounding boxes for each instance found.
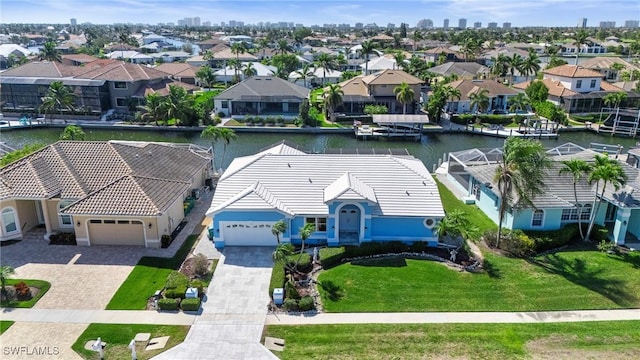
[458,18,467,29]
[503,22,511,29]
[194,17,201,26]
[355,22,364,30]
[70,18,77,26]
[229,20,237,27]
[474,21,482,29]
[202,21,211,27]
[416,19,434,29]
[443,19,449,29]
[579,18,588,28]
[599,21,616,28]
[487,22,498,29]
[625,20,640,28]
[387,23,395,29]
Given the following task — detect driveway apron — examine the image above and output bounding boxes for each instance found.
[153,247,277,360]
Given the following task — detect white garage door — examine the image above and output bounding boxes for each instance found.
[222,221,277,246]
[88,219,145,246]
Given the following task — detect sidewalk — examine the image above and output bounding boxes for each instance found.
[265,309,640,326]
[1,309,196,326]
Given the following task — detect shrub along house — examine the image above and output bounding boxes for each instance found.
[207,142,445,249]
[0,141,212,247]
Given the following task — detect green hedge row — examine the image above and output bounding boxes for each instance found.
[451,114,516,125]
[319,241,431,268]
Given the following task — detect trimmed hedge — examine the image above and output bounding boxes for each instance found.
[451,114,515,125]
[158,298,179,311]
[164,287,187,299]
[189,280,205,295]
[319,241,432,269]
[298,296,315,311]
[180,298,201,311]
[165,271,189,289]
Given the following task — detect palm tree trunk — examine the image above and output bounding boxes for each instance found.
[584,183,604,242]
[220,144,227,171]
[573,182,585,240]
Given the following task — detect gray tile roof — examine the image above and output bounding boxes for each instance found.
[215,76,310,102]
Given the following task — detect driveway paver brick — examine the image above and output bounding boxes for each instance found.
[0,322,86,360]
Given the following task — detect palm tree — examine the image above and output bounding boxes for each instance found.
[271,220,287,244]
[520,51,541,80]
[411,30,423,52]
[603,91,628,111]
[314,53,337,86]
[1,265,15,297]
[469,88,490,117]
[231,42,248,81]
[39,41,61,62]
[573,30,589,64]
[217,127,237,171]
[272,243,296,280]
[295,63,315,88]
[200,125,220,169]
[493,137,551,246]
[359,40,376,75]
[40,81,76,124]
[295,223,315,270]
[257,38,270,60]
[195,65,216,88]
[162,85,190,125]
[276,39,291,54]
[141,93,165,125]
[393,52,406,70]
[60,125,86,140]
[507,93,531,113]
[242,62,257,79]
[323,83,344,122]
[559,159,593,241]
[610,63,625,81]
[393,82,415,114]
[584,154,627,242]
[507,54,524,85]
[226,58,241,83]
[202,50,215,66]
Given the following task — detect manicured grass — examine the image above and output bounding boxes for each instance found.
[0,279,51,308]
[0,321,14,334]
[106,235,198,310]
[317,250,640,312]
[436,178,496,238]
[265,321,640,359]
[71,323,189,360]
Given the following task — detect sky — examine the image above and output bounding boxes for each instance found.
[1,0,638,28]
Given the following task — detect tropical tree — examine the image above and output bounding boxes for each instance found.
[411,30,423,52]
[217,128,237,171]
[162,85,191,125]
[60,125,86,140]
[295,63,315,88]
[507,54,524,84]
[314,53,338,86]
[508,93,531,113]
[559,159,593,241]
[271,220,287,244]
[40,81,76,123]
[276,39,292,54]
[39,41,61,62]
[393,82,415,114]
[426,84,460,123]
[141,93,165,125]
[393,52,406,70]
[493,137,551,246]
[520,51,541,80]
[610,62,625,81]
[469,88,490,116]
[242,62,257,79]
[584,154,627,242]
[603,91,628,110]
[323,83,344,122]
[490,53,509,81]
[573,30,589,64]
[272,243,296,280]
[200,125,220,169]
[257,38,270,60]
[295,223,315,270]
[546,54,568,69]
[358,40,376,75]
[525,81,549,103]
[226,58,241,83]
[434,209,478,241]
[196,65,217,88]
[0,265,15,297]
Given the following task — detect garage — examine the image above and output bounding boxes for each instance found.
[221,221,277,246]
[88,219,145,246]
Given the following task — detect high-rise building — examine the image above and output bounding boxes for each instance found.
[458,18,467,29]
[443,18,449,29]
[487,22,498,29]
[624,20,639,28]
[474,21,481,28]
[579,18,588,28]
[202,21,211,27]
[387,23,395,29]
[416,19,433,29]
[177,19,186,26]
[70,18,77,26]
[229,20,237,27]
[599,21,616,28]
[502,22,511,29]
[355,22,364,30]
[194,17,201,26]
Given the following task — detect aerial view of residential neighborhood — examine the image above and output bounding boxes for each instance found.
[1,0,640,358]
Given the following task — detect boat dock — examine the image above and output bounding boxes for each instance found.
[354,114,429,141]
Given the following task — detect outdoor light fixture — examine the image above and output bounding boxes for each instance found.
[76,221,80,227]
[149,223,152,229]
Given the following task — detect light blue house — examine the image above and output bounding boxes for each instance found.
[445,143,640,247]
[207,142,445,248]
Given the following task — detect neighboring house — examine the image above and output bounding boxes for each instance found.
[427,62,489,80]
[445,144,640,246]
[561,38,606,54]
[61,53,99,66]
[578,57,639,82]
[423,46,459,63]
[0,44,32,69]
[197,38,225,51]
[444,79,519,113]
[155,63,200,84]
[337,69,423,114]
[207,142,444,248]
[360,55,399,75]
[207,48,257,69]
[213,76,310,118]
[106,51,154,64]
[289,66,343,87]
[0,141,213,247]
[152,51,191,63]
[142,33,167,45]
[213,62,276,83]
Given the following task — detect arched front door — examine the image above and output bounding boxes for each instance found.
[338,204,360,243]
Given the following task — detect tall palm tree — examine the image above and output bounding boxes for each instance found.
[314,53,337,86]
[226,58,241,83]
[411,30,423,52]
[200,125,221,169]
[39,41,61,62]
[507,54,524,85]
[323,83,344,122]
[295,223,315,270]
[393,82,415,114]
[162,85,191,125]
[271,219,287,244]
[40,81,76,124]
[493,137,551,246]
[231,42,248,81]
[359,40,376,75]
[490,54,510,81]
[393,52,406,70]
[141,93,165,126]
[257,37,270,60]
[507,93,531,113]
[242,62,257,79]
[276,39,291,54]
[202,50,215,67]
[217,127,237,171]
[195,65,216,88]
[559,159,593,241]
[584,154,627,242]
[573,30,589,64]
[603,91,628,111]
[295,63,315,88]
[469,88,490,115]
[520,51,541,80]
[272,243,296,280]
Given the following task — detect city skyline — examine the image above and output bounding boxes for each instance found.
[1,0,638,28]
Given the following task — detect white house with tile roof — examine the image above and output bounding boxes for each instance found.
[0,141,212,247]
[207,142,445,248]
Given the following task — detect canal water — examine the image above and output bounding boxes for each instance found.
[1,128,638,170]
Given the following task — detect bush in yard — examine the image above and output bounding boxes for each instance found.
[161,234,172,248]
[189,279,205,295]
[166,271,189,289]
[285,281,300,300]
[180,298,201,311]
[14,281,31,300]
[164,286,187,299]
[298,296,315,311]
[158,298,179,311]
[410,241,428,253]
[501,230,535,257]
[282,298,299,311]
[193,254,210,277]
[319,247,346,269]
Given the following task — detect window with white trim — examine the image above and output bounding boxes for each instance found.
[576,80,582,89]
[2,208,18,233]
[560,204,592,222]
[531,209,544,227]
[590,79,596,88]
[58,200,74,227]
[305,217,327,232]
[114,82,127,89]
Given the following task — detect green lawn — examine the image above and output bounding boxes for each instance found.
[436,178,496,238]
[265,321,640,360]
[0,321,14,334]
[106,235,198,310]
[0,279,51,308]
[71,323,189,360]
[317,250,640,312]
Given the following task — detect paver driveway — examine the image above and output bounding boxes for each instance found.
[153,247,277,360]
[0,322,86,360]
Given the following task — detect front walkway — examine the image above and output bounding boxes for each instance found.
[152,247,277,360]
